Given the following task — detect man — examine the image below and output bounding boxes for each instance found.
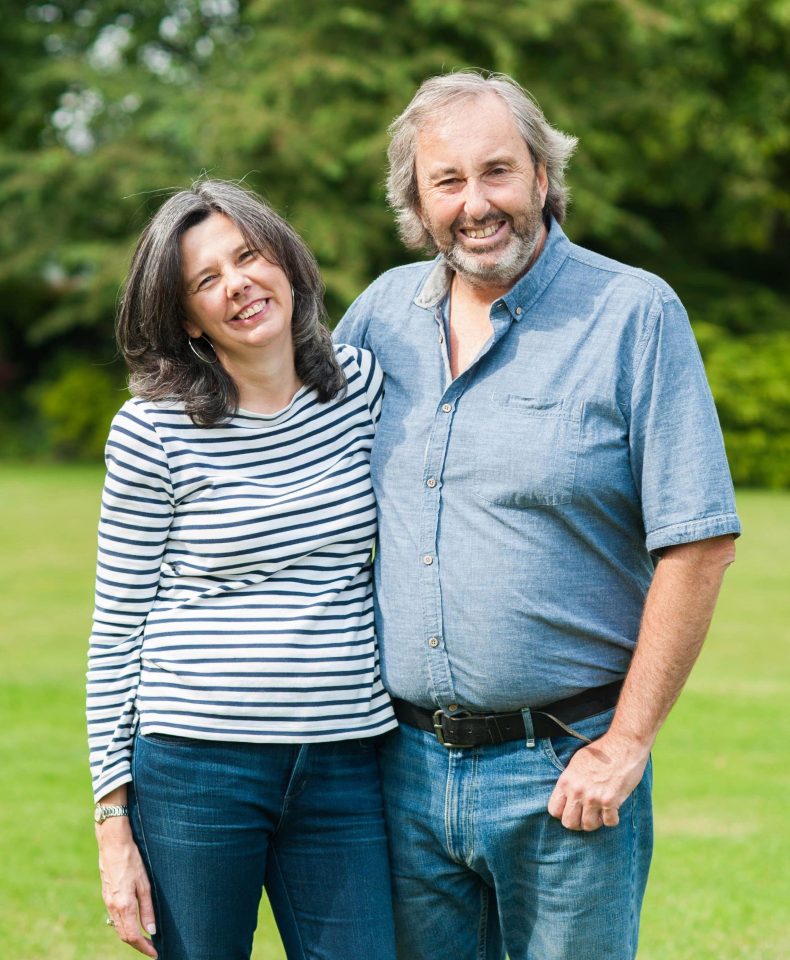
[334,71,740,960]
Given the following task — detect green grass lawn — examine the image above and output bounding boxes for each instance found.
[0,465,787,959]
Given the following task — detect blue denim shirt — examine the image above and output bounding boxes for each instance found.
[334,221,740,712]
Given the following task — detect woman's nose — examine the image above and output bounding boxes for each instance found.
[225,266,251,298]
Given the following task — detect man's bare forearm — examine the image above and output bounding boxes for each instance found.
[608,534,736,748]
[548,534,736,831]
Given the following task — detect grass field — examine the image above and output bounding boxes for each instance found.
[0,465,787,960]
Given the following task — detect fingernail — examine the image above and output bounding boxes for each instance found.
[146,923,157,935]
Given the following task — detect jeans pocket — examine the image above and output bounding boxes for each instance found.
[140,731,199,746]
[541,707,615,773]
[474,394,582,508]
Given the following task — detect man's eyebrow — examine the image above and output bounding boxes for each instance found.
[484,155,516,168]
[426,165,462,182]
[425,156,518,182]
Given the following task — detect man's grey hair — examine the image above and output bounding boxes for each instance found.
[387,71,579,251]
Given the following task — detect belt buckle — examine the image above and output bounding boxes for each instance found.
[432,709,475,749]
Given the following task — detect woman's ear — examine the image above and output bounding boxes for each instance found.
[182,319,202,339]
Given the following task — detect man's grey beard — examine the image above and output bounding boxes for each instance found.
[443,222,544,289]
[436,182,546,289]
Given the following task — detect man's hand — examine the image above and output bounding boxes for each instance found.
[548,536,735,833]
[97,816,158,957]
[547,731,650,832]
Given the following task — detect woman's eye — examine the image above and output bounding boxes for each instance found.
[239,249,257,262]
[196,275,215,291]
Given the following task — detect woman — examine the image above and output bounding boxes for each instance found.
[86,179,397,960]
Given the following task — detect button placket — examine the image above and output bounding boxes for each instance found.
[417,380,463,707]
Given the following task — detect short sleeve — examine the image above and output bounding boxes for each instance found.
[629,296,741,553]
[333,290,373,349]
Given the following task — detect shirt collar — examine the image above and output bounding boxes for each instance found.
[413,218,572,319]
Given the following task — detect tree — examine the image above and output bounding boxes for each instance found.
[1,0,788,481]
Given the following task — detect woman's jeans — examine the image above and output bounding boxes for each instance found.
[129,733,396,960]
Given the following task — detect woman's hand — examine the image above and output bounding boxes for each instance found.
[96,806,157,958]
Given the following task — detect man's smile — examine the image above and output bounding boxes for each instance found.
[459,220,506,241]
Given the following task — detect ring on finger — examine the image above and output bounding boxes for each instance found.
[106,917,116,927]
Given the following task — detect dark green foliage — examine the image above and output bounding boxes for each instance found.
[1,0,788,481]
[695,325,790,487]
[33,360,128,460]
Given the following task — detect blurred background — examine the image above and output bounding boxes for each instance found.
[1,1,789,958]
[1,0,788,479]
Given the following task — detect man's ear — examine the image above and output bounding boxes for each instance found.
[536,163,549,208]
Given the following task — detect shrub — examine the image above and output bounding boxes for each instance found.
[34,362,127,460]
[695,325,790,488]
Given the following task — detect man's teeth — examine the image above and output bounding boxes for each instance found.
[236,300,265,321]
[464,223,501,239]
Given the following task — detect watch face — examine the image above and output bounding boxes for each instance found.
[94,806,103,823]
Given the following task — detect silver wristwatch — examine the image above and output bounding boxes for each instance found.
[94,803,129,824]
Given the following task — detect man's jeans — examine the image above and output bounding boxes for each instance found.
[129,733,396,960]
[378,707,653,960]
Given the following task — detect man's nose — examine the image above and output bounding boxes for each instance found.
[462,179,490,221]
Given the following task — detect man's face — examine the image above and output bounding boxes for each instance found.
[414,94,549,289]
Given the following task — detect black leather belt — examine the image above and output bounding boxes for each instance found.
[392,680,623,748]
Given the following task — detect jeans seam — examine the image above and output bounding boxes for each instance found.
[274,744,309,834]
[476,884,490,960]
[464,750,479,868]
[131,740,165,959]
[443,749,454,861]
[629,780,639,958]
[268,846,308,960]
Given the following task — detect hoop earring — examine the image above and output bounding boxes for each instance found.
[188,335,218,364]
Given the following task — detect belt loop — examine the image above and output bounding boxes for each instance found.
[521,707,536,748]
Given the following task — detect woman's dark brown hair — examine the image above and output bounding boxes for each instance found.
[116,179,345,426]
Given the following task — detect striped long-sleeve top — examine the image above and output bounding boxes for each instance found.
[87,344,396,801]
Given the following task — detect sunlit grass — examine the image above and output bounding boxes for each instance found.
[0,466,786,959]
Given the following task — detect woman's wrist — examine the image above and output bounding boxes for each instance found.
[95,784,131,829]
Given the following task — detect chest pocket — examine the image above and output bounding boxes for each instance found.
[474,394,582,507]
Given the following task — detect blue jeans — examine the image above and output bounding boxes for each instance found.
[378,707,653,960]
[129,733,396,960]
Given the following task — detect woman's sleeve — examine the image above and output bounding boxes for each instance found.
[86,401,174,801]
[355,347,384,428]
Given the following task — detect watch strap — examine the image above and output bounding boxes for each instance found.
[94,803,129,823]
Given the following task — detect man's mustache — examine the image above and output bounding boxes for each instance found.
[451,211,510,232]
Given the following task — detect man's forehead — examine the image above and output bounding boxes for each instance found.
[414,96,527,174]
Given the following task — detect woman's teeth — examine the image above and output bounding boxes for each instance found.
[236,300,265,320]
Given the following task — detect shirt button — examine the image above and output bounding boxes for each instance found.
[515,306,523,315]
[447,703,459,712]
[422,554,434,565]
[441,403,452,413]
[426,477,437,488]
[428,637,439,648]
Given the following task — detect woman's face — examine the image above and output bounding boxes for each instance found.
[180,212,294,361]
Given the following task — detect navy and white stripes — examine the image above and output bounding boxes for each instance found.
[87,344,396,800]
